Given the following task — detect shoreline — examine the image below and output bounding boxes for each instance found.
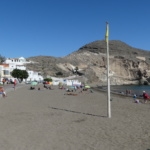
[91,84,150,99]
[1,82,148,101]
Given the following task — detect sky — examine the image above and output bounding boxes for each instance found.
[0,0,150,58]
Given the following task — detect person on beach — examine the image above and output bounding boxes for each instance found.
[134,99,140,104]
[30,86,35,90]
[2,78,5,85]
[133,94,137,99]
[74,86,77,91]
[143,91,149,103]
[44,84,48,89]
[0,87,7,98]
[14,79,17,90]
[126,89,128,95]
[128,90,131,95]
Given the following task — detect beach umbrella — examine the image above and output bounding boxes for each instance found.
[31,81,38,86]
[85,85,90,89]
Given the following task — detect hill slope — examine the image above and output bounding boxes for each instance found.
[26,40,150,85]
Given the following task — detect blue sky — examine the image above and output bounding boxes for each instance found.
[0,0,150,58]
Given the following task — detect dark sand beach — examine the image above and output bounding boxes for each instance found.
[0,84,150,150]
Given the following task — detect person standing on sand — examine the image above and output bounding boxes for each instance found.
[2,78,5,85]
[14,79,17,90]
[143,91,149,103]
[126,89,128,95]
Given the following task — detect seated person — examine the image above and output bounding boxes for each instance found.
[83,88,88,91]
[134,99,140,104]
[64,92,77,96]
[3,91,6,97]
[44,84,48,89]
[66,88,71,92]
[133,94,137,99]
[0,87,7,98]
[30,86,35,90]
[59,85,64,89]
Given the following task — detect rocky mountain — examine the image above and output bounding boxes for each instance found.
[26,40,150,85]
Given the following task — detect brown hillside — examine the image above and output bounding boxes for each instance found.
[26,40,150,85]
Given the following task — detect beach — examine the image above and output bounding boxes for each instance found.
[0,84,150,150]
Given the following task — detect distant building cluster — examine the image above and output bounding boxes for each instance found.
[0,57,43,82]
[52,77,81,86]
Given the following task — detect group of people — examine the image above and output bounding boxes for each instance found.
[133,91,150,104]
[43,84,53,90]
[126,89,132,95]
[2,78,16,85]
[64,84,93,96]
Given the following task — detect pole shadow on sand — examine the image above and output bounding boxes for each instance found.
[48,106,106,118]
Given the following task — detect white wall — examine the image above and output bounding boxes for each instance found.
[66,80,81,86]
[51,78,81,86]
[26,70,43,82]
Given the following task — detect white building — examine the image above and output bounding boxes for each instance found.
[4,57,31,71]
[66,80,81,86]
[49,76,81,86]
[0,64,11,81]
[0,57,43,82]
[27,71,43,82]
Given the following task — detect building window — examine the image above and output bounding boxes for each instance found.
[3,70,9,75]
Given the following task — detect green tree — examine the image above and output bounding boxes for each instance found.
[44,78,52,82]
[21,70,29,80]
[11,69,29,82]
[0,54,5,63]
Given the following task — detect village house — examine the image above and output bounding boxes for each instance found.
[0,57,43,82]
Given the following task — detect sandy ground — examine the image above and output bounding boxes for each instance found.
[0,84,150,150]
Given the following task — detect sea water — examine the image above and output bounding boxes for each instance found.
[102,85,150,97]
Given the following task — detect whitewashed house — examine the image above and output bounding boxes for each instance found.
[0,64,11,82]
[0,57,43,82]
[4,57,30,71]
[27,71,43,82]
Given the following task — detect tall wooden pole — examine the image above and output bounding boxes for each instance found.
[105,22,111,118]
